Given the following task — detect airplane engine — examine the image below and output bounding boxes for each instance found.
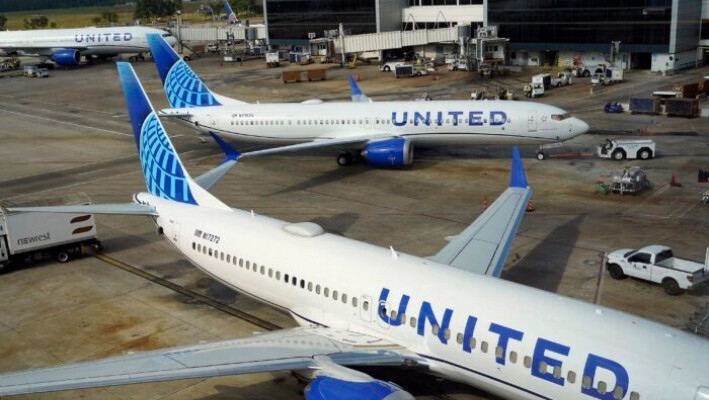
[362,138,414,167]
[305,375,414,400]
[52,49,80,66]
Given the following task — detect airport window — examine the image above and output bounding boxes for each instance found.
[268,268,273,278]
[342,293,347,304]
[316,284,321,294]
[509,351,518,364]
[333,290,339,300]
[629,393,640,400]
[324,287,330,297]
[598,381,607,395]
[432,324,439,336]
[582,376,591,389]
[567,371,576,384]
[352,297,358,307]
[456,333,463,345]
[495,346,503,359]
[613,387,624,400]
[307,282,313,291]
[363,300,369,311]
[469,338,476,349]
[523,356,531,368]
[553,366,561,379]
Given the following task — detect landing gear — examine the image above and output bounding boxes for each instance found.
[536,151,546,161]
[337,152,353,166]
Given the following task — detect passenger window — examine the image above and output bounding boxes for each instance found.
[613,386,624,400]
[260,266,265,274]
[268,268,273,277]
[362,300,369,310]
[245,260,250,269]
[523,356,531,368]
[410,317,416,327]
[276,271,281,279]
[538,360,547,374]
[582,376,591,389]
[192,242,196,250]
[341,293,347,303]
[629,392,640,400]
[284,273,289,282]
[316,284,321,294]
[390,310,397,320]
[456,333,463,345]
[208,248,212,256]
[509,351,518,363]
[233,257,237,265]
[203,246,206,254]
[553,365,561,379]
[220,252,224,261]
[598,381,607,394]
[332,291,338,300]
[432,324,439,336]
[292,276,297,286]
[399,313,405,322]
[495,346,503,358]
[469,338,476,349]
[352,297,358,307]
[481,341,488,353]
[197,244,201,251]
[307,282,313,291]
[443,329,451,340]
[226,254,231,263]
[300,279,305,289]
[567,370,576,384]
[324,287,330,297]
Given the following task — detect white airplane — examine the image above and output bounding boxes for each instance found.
[0,26,177,66]
[222,0,241,25]
[0,62,708,400]
[147,34,589,166]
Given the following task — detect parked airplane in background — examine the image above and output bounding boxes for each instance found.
[222,0,241,25]
[0,62,707,400]
[147,34,589,167]
[0,26,177,66]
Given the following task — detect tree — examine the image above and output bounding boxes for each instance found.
[134,0,179,22]
[23,15,49,29]
[0,14,7,30]
[101,10,118,25]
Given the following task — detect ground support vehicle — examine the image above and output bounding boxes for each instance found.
[523,82,544,98]
[532,73,551,90]
[379,61,405,72]
[629,98,660,115]
[0,195,100,271]
[598,139,655,160]
[607,245,709,295]
[702,190,709,204]
[551,71,572,87]
[447,59,469,71]
[604,102,623,113]
[395,64,427,78]
[609,167,650,195]
[266,52,280,68]
[0,58,20,72]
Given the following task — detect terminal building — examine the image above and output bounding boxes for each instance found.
[260,0,706,72]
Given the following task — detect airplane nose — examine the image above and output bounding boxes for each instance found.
[569,118,589,139]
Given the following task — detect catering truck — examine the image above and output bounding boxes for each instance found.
[0,194,100,270]
[607,245,709,295]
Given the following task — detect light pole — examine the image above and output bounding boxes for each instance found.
[611,41,621,67]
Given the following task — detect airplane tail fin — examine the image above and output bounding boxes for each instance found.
[117,62,230,210]
[146,34,244,108]
[223,0,239,24]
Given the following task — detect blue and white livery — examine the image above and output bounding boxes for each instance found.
[148,34,589,167]
[0,26,177,66]
[1,63,708,400]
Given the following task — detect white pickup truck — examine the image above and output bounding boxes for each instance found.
[607,245,709,295]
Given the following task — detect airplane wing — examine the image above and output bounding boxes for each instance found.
[429,148,532,277]
[193,132,240,190]
[0,327,421,396]
[349,75,372,102]
[7,204,157,216]
[0,47,86,57]
[236,134,394,159]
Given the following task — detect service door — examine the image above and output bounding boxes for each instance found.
[527,111,537,132]
[169,220,180,244]
[360,295,372,323]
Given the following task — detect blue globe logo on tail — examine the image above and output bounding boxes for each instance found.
[140,113,197,205]
[164,60,221,108]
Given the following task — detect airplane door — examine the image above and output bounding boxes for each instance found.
[376,299,390,329]
[527,111,537,132]
[360,295,372,322]
[169,220,180,243]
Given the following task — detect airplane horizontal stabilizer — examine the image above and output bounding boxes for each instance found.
[429,147,531,277]
[7,204,157,216]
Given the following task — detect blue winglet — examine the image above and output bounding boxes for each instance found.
[348,75,362,96]
[209,132,240,165]
[509,147,528,188]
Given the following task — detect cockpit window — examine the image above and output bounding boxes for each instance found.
[551,113,570,121]
[162,33,172,37]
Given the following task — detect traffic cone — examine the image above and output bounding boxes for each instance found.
[526,200,535,212]
[670,174,681,187]
[481,196,488,211]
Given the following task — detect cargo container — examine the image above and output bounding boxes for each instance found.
[629,98,660,115]
[671,82,699,99]
[665,98,699,117]
[282,70,303,83]
[307,68,326,81]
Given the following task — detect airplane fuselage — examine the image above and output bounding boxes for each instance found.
[163,100,587,146]
[0,26,176,57]
[142,193,709,400]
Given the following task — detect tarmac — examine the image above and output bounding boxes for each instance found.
[0,54,708,399]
